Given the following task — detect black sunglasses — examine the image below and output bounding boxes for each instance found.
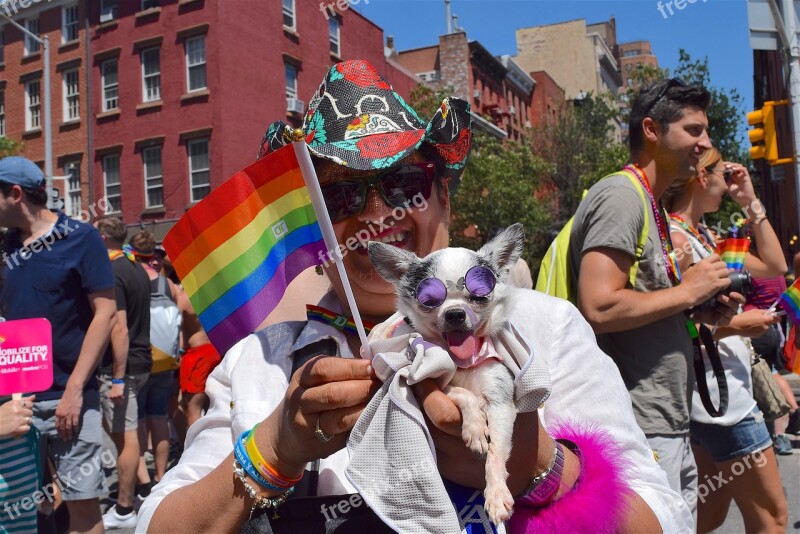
[320,162,437,223]
[642,78,687,115]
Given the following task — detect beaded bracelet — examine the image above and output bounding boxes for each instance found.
[233,459,295,519]
[245,426,303,489]
[233,431,281,490]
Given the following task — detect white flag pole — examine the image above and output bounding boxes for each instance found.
[293,142,373,359]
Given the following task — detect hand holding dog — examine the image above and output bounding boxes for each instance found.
[255,356,380,479]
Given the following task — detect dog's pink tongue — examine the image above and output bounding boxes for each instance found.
[446,330,478,360]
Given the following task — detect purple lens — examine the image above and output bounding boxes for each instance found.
[416,278,447,308]
[464,266,495,297]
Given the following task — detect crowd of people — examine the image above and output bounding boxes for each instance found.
[0,60,798,533]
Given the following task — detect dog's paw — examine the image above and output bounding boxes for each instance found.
[462,420,489,456]
[484,484,514,525]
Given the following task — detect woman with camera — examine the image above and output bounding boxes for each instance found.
[664,146,788,533]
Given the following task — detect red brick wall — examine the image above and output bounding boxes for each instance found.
[530,71,565,128]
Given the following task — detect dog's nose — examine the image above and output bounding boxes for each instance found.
[444,308,467,326]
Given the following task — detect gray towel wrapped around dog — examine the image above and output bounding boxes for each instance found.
[345,312,552,533]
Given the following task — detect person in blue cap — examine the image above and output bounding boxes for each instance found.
[0,156,116,534]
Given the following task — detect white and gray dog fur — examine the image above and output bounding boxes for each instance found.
[367,223,525,525]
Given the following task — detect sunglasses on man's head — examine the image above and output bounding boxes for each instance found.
[320,161,437,223]
[415,266,496,309]
[643,78,687,115]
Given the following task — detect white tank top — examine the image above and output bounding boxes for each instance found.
[669,221,756,426]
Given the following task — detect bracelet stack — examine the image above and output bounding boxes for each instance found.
[232,426,302,516]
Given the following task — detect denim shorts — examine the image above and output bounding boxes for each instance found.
[690,407,773,463]
[137,371,176,419]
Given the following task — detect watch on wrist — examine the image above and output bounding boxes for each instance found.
[518,440,565,507]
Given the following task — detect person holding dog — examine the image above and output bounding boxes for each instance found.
[138,61,691,532]
[567,79,741,515]
[663,146,788,532]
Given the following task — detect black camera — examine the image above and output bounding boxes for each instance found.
[723,168,733,183]
[695,271,752,313]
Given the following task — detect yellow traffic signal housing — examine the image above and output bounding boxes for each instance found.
[747,104,778,162]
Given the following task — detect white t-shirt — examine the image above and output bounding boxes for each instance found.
[137,289,693,533]
[669,222,757,426]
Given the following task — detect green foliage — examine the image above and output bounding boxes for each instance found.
[408,84,453,121]
[530,92,629,223]
[0,137,24,159]
[450,132,553,268]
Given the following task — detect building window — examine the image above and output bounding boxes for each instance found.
[102,154,121,213]
[285,63,297,99]
[185,36,207,92]
[188,138,210,202]
[0,29,5,64]
[329,18,340,56]
[63,69,80,122]
[141,47,161,102]
[141,0,158,9]
[62,5,79,43]
[24,18,39,55]
[64,160,81,218]
[100,0,118,22]
[282,0,295,29]
[143,146,163,208]
[101,59,119,111]
[0,91,5,136]
[25,80,41,131]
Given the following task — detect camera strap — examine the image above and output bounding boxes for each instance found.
[686,319,728,417]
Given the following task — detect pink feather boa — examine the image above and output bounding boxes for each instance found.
[508,422,634,533]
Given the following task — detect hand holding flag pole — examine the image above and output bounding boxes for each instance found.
[769,278,800,325]
[293,143,373,359]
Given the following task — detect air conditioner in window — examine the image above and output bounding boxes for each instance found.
[525,121,532,128]
[100,8,115,22]
[287,97,305,114]
[509,105,515,114]
[473,90,480,100]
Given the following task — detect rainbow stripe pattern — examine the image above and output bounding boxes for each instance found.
[716,237,749,272]
[306,305,376,336]
[779,278,800,327]
[164,145,326,355]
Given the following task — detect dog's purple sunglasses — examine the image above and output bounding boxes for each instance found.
[415,266,496,309]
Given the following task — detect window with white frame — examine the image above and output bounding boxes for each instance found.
[64,160,81,217]
[282,0,295,29]
[141,0,159,9]
[329,18,340,56]
[102,154,121,213]
[285,63,297,99]
[188,138,210,202]
[0,91,5,137]
[185,36,207,92]
[101,59,119,111]
[24,18,39,55]
[25,80,41,131]
[143,146,163,208]
[63,69,80,121]
[100,0,118,22]
[141,47,161,102]
[62,5,79,43]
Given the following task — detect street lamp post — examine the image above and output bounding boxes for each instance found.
[1,13,53,208]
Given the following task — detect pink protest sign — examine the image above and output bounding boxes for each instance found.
[0,318,53,395]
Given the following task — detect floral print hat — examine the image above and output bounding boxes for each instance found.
[259,60,472,186]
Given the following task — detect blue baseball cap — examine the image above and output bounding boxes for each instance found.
[0,157,46,191]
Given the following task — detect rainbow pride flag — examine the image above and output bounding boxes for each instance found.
[164,145,326,355]
[716,237,749,272]
[779,278,800,327]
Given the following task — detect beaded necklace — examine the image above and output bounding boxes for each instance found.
[668,214,715,255]
[625,164,681,284]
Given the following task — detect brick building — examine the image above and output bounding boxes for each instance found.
[396,31,537,142]
[86,0,419,239]
[617,40,659,91]
[529,71,565,129]
[1,0,89,218]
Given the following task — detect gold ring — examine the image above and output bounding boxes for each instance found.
[314,415,334,443]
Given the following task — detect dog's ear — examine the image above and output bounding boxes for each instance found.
[477,223,524,274]
[367,242,419,284]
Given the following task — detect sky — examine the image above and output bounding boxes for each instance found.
[352,0,755,111]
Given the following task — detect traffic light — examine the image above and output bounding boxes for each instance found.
[747,103,778,162]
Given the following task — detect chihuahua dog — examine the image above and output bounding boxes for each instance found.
[367,223,524,525]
